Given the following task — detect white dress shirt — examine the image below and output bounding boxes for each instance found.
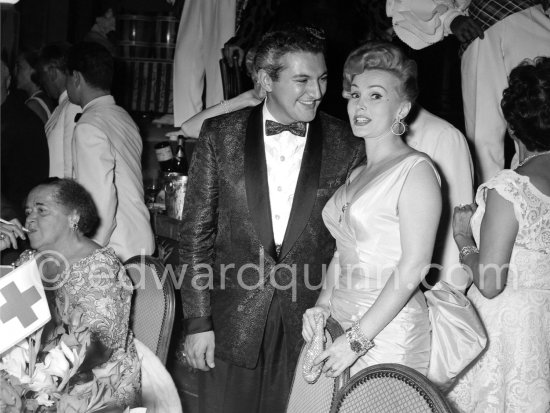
[72,95,154,261]
[262,103,308,246]
[45,90,80,178]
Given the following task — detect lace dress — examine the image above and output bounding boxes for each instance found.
[47,247,141,408]
[448,170,550,412]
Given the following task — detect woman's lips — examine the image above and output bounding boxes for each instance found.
[354,116,371,126]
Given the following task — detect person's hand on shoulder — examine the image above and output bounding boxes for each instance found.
[450,15,484,42]
[184,331,216,371]
[240,88,265,107]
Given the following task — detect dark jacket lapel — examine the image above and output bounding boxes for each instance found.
[244,103,278,259]
[279,115,323,260]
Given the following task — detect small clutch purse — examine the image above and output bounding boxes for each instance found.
[302,313,325,384]
[425,281,487,392]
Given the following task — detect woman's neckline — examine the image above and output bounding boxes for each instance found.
[506,169,550,200]
[345,152,424,205]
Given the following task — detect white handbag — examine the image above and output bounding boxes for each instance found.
[425,281,487,392]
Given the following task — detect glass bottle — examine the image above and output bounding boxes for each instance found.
[154,141,174,173]
[173,135,189,175]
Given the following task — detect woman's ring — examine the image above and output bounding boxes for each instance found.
[0,233,5,240]
[458,204,466,208]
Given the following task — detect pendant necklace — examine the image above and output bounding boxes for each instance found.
[339,202,350,224]
[517,150,550,167]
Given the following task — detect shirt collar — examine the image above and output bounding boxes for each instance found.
[58,90,68,105]
[82,94,115,112]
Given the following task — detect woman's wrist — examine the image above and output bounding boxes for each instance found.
[346,321,375,356]
[454,233,475,249]
[459,245,479,265]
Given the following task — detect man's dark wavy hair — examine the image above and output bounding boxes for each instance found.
[253,26,326,81]
[66,41,113,91]
[501,56,550,151]
[38,42,72,74]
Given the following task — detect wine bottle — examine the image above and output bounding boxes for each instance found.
[173,135,189,175]
[154,141,174,173]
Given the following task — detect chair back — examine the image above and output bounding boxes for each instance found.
[286,317,350,413]
[219,56,244,100]
[332,363,453,413]
[124,255,175,364]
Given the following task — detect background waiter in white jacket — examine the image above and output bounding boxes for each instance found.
[65,41,154,261]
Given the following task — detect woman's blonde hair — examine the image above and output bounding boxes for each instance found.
[342,42,418,102]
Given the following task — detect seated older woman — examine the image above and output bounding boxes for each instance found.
[14,178,141,409]
[449,57,550,411]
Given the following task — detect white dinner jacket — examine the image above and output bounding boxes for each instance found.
[72,95,154,261]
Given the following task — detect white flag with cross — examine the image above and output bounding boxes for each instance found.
[0,259,51,354]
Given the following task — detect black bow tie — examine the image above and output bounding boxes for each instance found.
[265,120,307,137]
[74,113,82,122]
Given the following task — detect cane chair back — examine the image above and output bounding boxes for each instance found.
[286,317,350,413]
[124,255,175,365]
[219,55,244,99]
[332,363,453,413]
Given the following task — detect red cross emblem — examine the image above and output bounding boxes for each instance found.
[0,282,42,328]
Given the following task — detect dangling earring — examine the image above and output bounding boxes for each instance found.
[391,118,406,136]
[71,221,79,232]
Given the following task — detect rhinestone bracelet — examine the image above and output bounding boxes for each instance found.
[459,245,479,265]
[219,100,230,114]
[346,321,375,356]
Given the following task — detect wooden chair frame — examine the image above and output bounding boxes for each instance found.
[124,255,175,364]
[287,318,453,413]
[331,363,453,413]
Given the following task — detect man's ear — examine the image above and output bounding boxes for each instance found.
[6,74,11,91]
[257,69,273,93]
[73,71,83,88]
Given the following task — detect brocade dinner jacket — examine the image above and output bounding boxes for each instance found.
[178,102,364,369]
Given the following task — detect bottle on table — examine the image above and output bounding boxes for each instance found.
[173,135,189,175]
[154,140,175,173]
[164,135,188,220]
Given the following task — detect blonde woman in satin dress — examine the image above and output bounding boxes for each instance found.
[302,42,441,378]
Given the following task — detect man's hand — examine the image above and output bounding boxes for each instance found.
[450,15,484,43]
[223,44,245,67]
[184,331,216,371]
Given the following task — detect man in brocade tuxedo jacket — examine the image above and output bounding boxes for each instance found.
[179,27,364,413]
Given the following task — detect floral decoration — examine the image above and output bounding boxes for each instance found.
[0,290,131,413]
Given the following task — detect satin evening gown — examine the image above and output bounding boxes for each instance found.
[322,154,435,377]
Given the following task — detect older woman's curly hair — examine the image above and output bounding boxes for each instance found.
[501,56,550,152]
[43,178,99,236]
[342,42,418,103]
